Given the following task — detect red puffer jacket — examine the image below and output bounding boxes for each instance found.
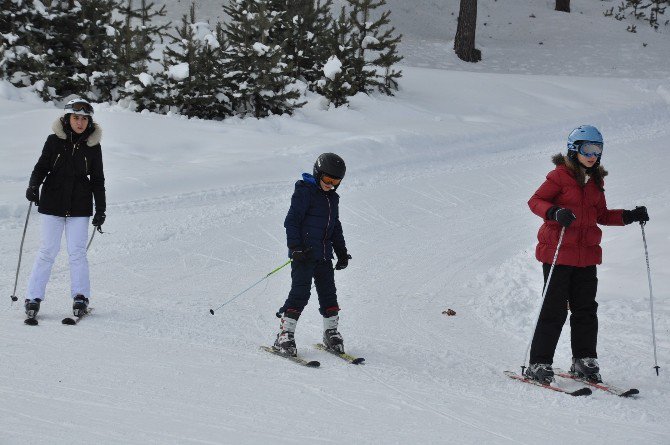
[528,154,624,267]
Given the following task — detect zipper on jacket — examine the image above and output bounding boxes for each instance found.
[84,156,88,175]
[323,194,331,260]
[52,153,61,169]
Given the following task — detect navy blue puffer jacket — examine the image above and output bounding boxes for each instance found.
[284,173,347,261]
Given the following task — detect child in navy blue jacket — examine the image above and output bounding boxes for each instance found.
[273,153,351,357]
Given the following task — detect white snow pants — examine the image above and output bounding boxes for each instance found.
[26,214,90,301]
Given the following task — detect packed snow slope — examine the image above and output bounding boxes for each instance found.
[2,4,670,445]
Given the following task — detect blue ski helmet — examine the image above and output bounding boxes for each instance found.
[567,125,603,166]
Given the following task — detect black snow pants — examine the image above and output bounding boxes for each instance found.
[281,259,338,316]
[529,264,598,364]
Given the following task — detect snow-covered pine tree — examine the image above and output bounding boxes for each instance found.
[610,0,669,30]
[315,6,356,107]
[33,0,88,100]
[78,0,123,102]
[223,0,304,118]
[266,0,334,88]
[368,15,402,95]
[161,4,198,113]
[186,21,231,119]
[116,0,170,112]
[162,3,230,119]
[647,0,668,29]
[346,0,402,95]
[0,41,4,79]
[0,0,43,87]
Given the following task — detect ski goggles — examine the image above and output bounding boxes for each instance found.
[321,175,341,186]
[65,101,94,116]
[577,142,603,158]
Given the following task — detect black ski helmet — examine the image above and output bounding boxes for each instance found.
[313,153,346,181]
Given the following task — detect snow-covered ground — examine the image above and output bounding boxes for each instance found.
[1,2,670,444]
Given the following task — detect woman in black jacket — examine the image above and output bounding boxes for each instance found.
[23,98,106,321]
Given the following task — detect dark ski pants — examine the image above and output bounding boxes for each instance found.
[282,259,338,316]
[529,264,598,364]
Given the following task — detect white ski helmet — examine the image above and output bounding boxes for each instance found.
[64,98,94,117]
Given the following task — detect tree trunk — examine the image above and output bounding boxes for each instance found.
[454,0,481,63]
[555,0,570,13]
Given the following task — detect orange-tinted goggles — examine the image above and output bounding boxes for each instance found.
[321,175,341,186]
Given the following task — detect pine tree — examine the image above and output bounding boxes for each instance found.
[0,42,4,79]
[223,0,304,118]
[266,0,334,87]
[315,6,356,106]
[162,3,230,119]
[78,0,123,102]
[346,0,403,95]
[365,8,402,94]
[0,0,43,86]
[186,21,231,119]
[161,3,200,114]
[116,0,170,112]
[33,1,82,99]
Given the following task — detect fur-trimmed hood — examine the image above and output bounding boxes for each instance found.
[52,119,102,147]
[552,153,607,189]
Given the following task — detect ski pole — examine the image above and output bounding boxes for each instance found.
[10,202,33,302]
[521,227,566,375]
[640,221,660,376]
[209,259,292,315]
[86,230,96,251]
[86,225,103,251]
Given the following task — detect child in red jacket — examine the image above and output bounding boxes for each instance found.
[526,125,649,384]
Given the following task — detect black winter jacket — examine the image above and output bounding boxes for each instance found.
[284,173,347,261]
[29,119,106,217]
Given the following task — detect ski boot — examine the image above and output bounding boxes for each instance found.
[24,298,41,318]
[570,357,602,383]
[524,363,555,385]
[72,295,89,317]
[273,311,299,357]
[322,310,344,354]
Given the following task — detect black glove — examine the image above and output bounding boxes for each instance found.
[547,206,576,228]
[26,186,39,204]
[335,252,352,270]
[92,212,106,228]
[622,206,649,225]
[290,246,312,262]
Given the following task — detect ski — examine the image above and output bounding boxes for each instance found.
[314,343,365,365]
[504,371,592,396]
[260,346,320,368]
[554,368,639,397]
[62,307,94,325]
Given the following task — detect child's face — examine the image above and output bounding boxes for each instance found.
[577,152,598,169]
[319,175,341,191]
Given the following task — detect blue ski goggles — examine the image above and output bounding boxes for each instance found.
[576,142,603,158]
